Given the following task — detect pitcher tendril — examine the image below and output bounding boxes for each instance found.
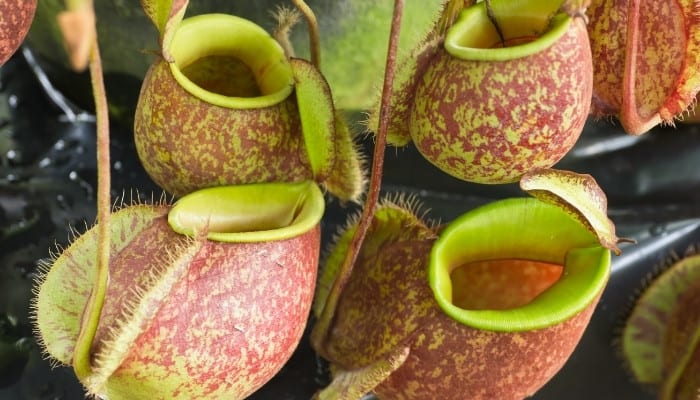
[291,0,321,69]
[311,0,405,350]
[58,0,112,382]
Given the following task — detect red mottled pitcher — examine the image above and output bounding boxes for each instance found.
[34,181,325,399]
[0,0,36,65]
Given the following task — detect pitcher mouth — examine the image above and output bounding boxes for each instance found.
[450,259,564,310]
[167,13,294,109]
[168,181,325,243]
[444,3,571,61]
[429,198,610,332]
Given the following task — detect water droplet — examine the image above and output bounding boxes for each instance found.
[55,194,73,210]
[66,171,95,199]
[649,224,667,236]
[38,157,51,168]
[4,148,25,166]
[113,160,123,171]
[0,313,18,335]
[53,139,66,151]
[7,94,18,108]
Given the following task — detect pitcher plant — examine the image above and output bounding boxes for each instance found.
[134,2,364,200]
[366,0,593,184]
[0,0,37,65]
[621,252,700,400]
[34,181,325,399]
[312,196,613,399]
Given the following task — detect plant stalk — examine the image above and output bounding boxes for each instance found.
[292,0,321,69]
[71,8,111,382]
[311,0,405,350]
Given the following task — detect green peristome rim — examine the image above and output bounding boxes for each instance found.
[167,13,294,109]
[168,181,325,243]
[429,198,611,332]
[445,3,571,62]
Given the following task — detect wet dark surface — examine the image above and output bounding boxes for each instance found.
[2,48,699,399]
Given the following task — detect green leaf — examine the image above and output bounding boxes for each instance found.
[291,58,337,181]
[140,0,189,60]
[519,168,625,255]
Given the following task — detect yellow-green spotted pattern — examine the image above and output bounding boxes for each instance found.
[36,204,321,399]
[134,59,311,197]
[0,0,36,65]
[588,0,700,133]
[409,18,592,184]
[316,200,605,400]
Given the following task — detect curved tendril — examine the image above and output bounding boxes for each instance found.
[291,0,321,69]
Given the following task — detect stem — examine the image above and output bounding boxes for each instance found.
[72,9,111,382]
[311,0,405,351]
[292,0,321,69]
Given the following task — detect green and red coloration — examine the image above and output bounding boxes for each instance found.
[140,0,188,62]
[520,168,626,255]
[622,254,700,400]
[313,197,611,400]
[372,1,593,184]
[587,0,700,134]
[413,3,592,184]
[134,12,364,201]
[0,0,36,65]
[33,181,325,399]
